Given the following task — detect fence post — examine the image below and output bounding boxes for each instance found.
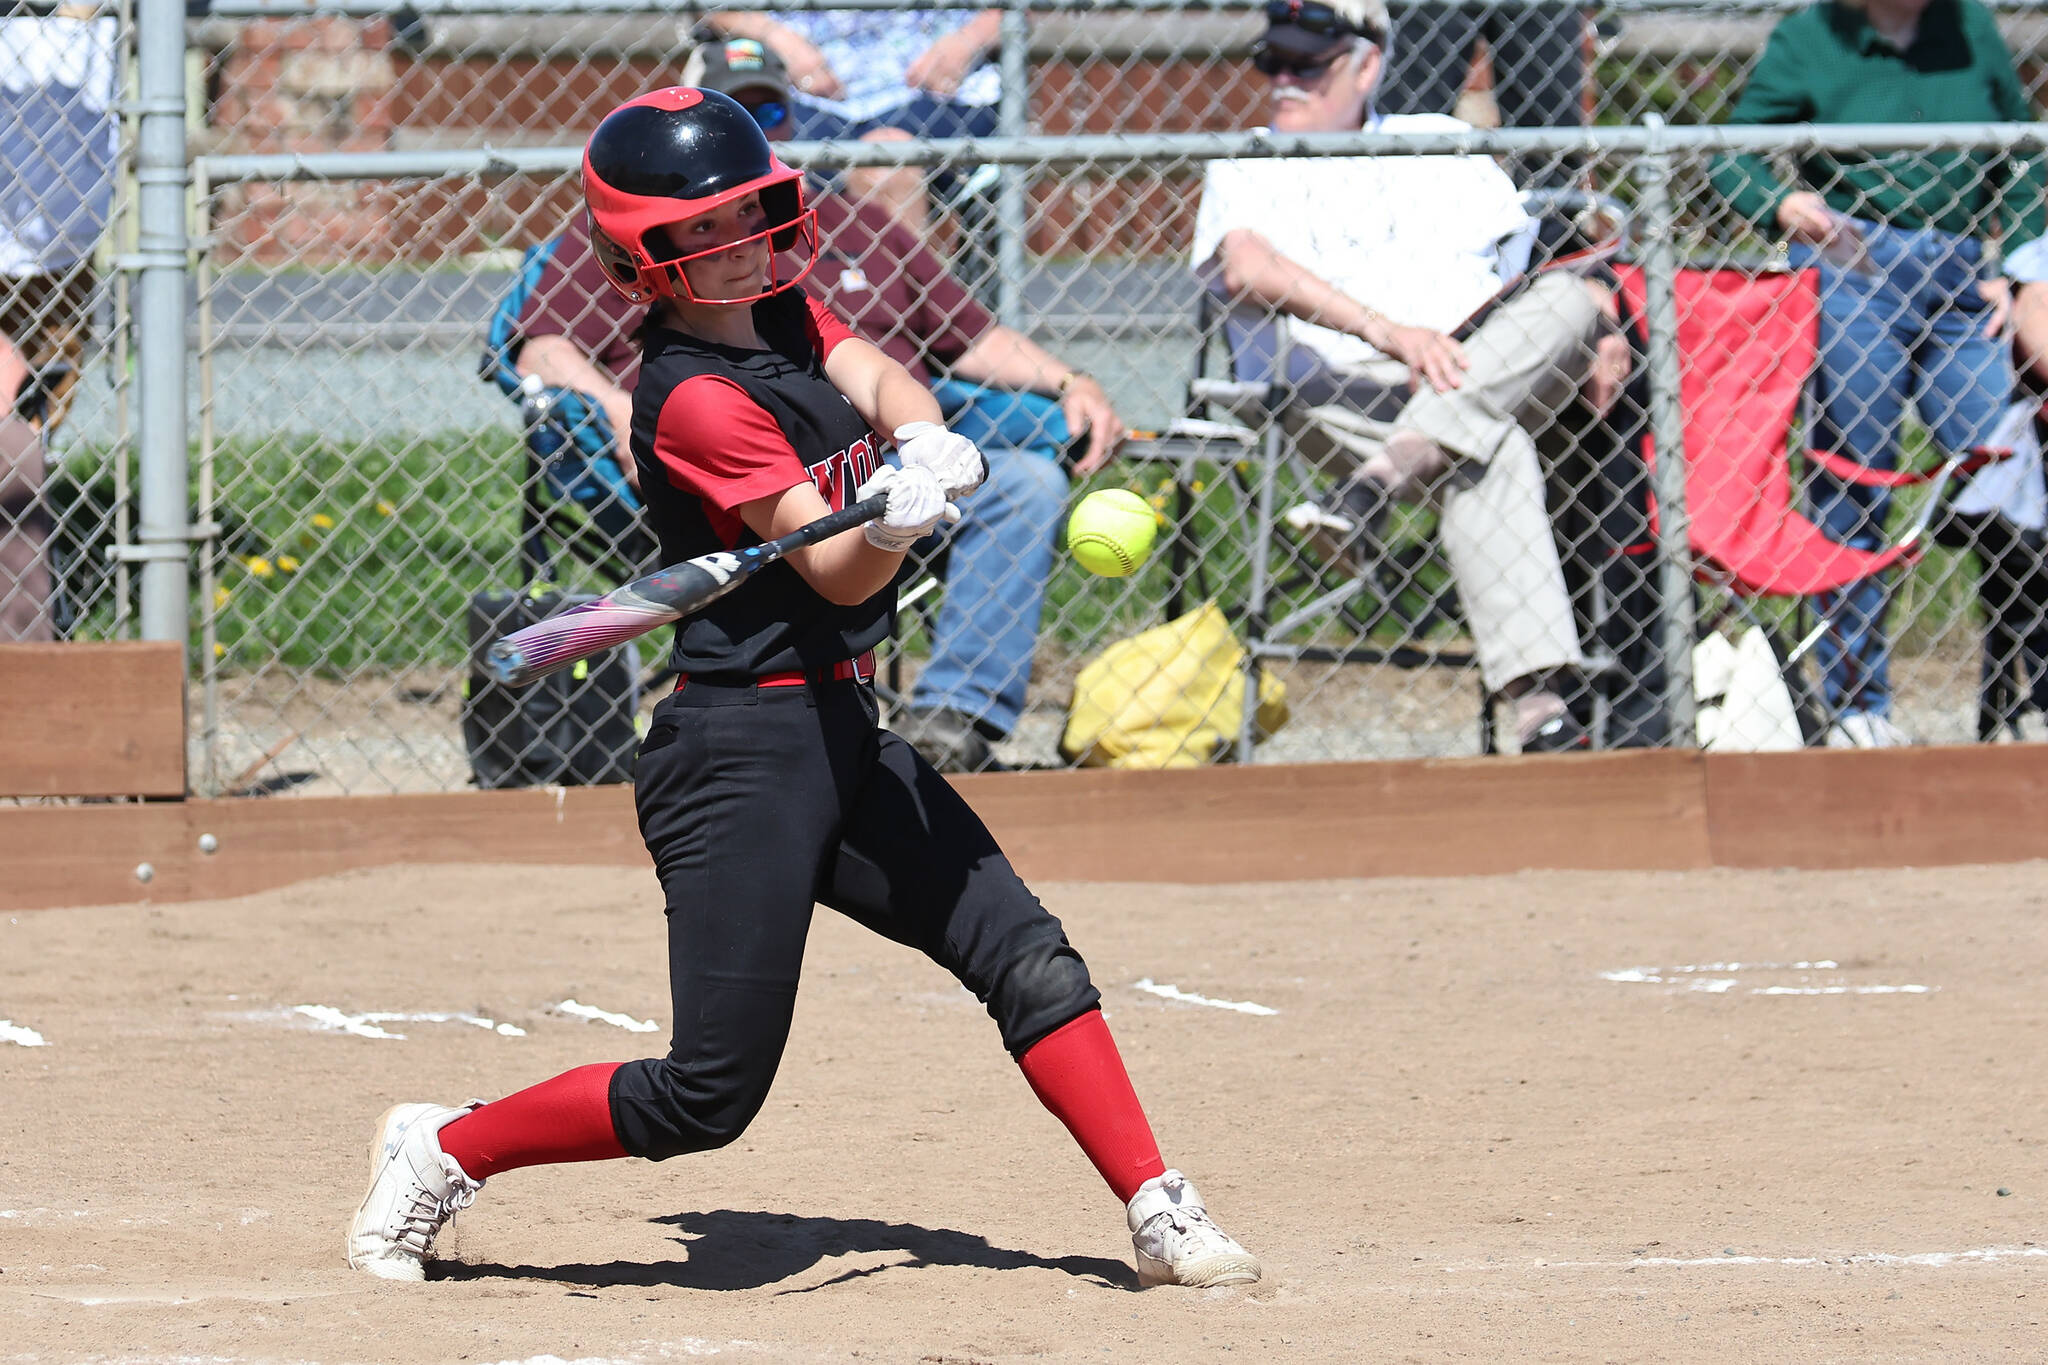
[994,0,1029,328]
[133,0,192,650]
[1634,117,1699,747]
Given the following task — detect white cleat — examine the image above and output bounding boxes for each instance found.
[346,1102,483,1281]
[1127,1169,1261,1288]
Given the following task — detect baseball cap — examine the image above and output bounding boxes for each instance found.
[1260,0,1390,60]
[680,35,791,102]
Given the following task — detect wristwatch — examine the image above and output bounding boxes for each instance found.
[1056,369,1089,396]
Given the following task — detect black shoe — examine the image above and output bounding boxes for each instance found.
[1326,475,1393,574]
[1519,709,1592,754]
[1283,475,1393,578]
[895,706,1007,774]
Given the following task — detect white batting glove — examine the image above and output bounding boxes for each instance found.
[893,421,988,500]
[857,463,960,553]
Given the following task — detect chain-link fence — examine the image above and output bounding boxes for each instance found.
[19,0,2048,793]
[2,0,132,647]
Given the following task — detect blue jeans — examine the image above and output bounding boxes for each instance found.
[790,96,998,144]
[908,379,1071,736]
[791,98,999,205]
[1800,220,2008,717]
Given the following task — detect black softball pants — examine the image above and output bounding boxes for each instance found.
[610,675,1101,1162]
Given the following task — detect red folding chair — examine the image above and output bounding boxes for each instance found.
[1616,265,2007,738]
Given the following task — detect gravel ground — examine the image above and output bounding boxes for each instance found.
[188,643,2028,799]
[11,861,2048,1362]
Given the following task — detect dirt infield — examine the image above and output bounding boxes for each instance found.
[4,860,2045,1363]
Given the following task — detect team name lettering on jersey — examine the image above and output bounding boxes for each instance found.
[806,435,882,512]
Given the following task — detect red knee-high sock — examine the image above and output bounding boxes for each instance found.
[1017,1010,1167,1203]
[437,1062,628,1182]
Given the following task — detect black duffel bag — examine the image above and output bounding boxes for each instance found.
[462,589,640,788]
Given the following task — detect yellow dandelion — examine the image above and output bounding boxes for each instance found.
[213,586,231,608]
[212,642,225,658]
[245,556,274,578]
[309,513,335,530]
[277,555,301,573]
[375,499,396,517]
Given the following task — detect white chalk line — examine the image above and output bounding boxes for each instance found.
[1,1018,49,1046]
[1752,984,1933,995]
[1660,961,1839,973]
[291,1005,527,1041]
[556,999,661,1033]
[1601,961,1932,996]
[1442,1245,2048,1274]
[1132,978,1278,1016]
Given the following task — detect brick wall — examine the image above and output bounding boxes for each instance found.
[208,17,402,264]
[202,20,1258,264]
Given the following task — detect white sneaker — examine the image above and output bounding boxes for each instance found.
[346,1102,483,1281]
[1826,712,1910,749]
[1127,1169,1261,1288]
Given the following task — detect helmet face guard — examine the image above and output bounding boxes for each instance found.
[582,86,819,307]
[589,203,819,307]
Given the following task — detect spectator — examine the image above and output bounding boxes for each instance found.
[1,327,55,641]
[501,41,1122,774]
[1380,0,1590,185]
[1,2,116,437]
[698,11,1002,234]
[1709,0,2043,748]
[1938,238,2048,735]
[1190,0,1632,753]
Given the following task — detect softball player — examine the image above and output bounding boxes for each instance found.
[346,86,1259,1291]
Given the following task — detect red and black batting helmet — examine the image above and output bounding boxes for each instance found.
[581,86,818,306]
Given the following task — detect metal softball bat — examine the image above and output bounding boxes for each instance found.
[482,493,889,687]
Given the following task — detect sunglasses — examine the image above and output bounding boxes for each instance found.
[1251,45,1342,81]
[1263,0,1379,40]
[739,98,789,132]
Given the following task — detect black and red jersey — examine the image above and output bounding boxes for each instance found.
[629,288,891,678]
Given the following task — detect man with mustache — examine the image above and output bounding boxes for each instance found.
[1192,0,1633,753]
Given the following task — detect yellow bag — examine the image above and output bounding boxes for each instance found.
[1059,602,1290,769]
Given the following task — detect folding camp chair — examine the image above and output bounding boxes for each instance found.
[1614,264,2009,743]
[480,241,653,590]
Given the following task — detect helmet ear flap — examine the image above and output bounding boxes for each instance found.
[589,216,655,303]
[763,179,803,251]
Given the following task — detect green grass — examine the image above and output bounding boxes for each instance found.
[54,429,530,673]
[203,430,530,673]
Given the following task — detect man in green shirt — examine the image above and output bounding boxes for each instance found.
[1711,0,2043,250]
[1708,0,2042,748]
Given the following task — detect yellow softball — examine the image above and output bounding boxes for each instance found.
[1066,488,1158,579]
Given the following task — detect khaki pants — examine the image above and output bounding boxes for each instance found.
[1284,273,1604,693]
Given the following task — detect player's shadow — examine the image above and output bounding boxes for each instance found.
[434,1207,1139,1292]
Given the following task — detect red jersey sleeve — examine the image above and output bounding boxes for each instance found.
[805,297,858,363]
[652,376,811,518]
